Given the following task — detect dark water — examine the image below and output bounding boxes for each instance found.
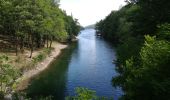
[26,29,122,100]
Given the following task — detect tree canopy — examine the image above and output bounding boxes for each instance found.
[96,0,170,99]
[0,0,81,57]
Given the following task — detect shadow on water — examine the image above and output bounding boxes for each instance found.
[26,29,123,100]
[25,43,77,100]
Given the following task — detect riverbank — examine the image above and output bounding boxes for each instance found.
[15,42,67,91]
[24,29,122,100]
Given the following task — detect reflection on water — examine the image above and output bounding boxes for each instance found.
[26,44,76,100]
[26,29,122,100]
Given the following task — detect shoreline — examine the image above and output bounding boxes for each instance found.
[15,42,68,91]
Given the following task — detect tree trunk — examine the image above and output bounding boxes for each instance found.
[15,36,18,56]
[49,36,53,48]
[0,66,2,92]
[0,79,1,91]
[29,34,34,58]
[42,36,46,47]
[46,35,49,48]
[20,37,24,53]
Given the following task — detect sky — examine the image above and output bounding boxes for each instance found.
[59,0,126,27]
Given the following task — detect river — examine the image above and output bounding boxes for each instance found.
[26,29,122,100]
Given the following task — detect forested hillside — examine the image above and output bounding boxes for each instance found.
[0,0,81,99]
[85,24,95,29]
[96,0,170,100]
[0,0,81,58]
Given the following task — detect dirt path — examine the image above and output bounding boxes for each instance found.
[15,42,67,91]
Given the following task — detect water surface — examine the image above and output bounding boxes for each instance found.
[26,29,122,100]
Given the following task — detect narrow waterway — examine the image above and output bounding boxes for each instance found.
[26,29,122,100]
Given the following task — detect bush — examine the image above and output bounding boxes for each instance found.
[0,91,4,100]
[113,35,170,100]
[32,53,46,64]
[66,87,112,100]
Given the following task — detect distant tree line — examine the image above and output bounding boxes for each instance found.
[96,0,170,100]
[0,0,81,57]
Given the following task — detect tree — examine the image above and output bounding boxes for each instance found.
[0,0,81,57]
[66,87,110,100]
[113,35,170,100]
[95,1,170,99]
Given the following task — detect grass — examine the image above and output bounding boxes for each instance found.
[0,47,53,75]
[33,48,52,63]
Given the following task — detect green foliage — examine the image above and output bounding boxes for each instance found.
[95,4,139,43]
[38,96,53,100]
[96,0,170,100]
[157,23,170,41]
[32,53,45,63]
[32,48,52,64]
[0,55,19,96]
[65,15,81,41]
[95,4,143,72]
[116,37,142,66]
[113,36,170,100]
[0,0,81,98]
[0,91,4,100]
[66,87,112,100]
[66,87,97,100]
[0,0,80,57]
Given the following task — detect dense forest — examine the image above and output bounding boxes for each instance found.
[0,0,81,58]
[96,0,170,100]
[1,0,170,99]
[0,0,81,99]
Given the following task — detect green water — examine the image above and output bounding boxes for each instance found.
[26,43,76,100]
